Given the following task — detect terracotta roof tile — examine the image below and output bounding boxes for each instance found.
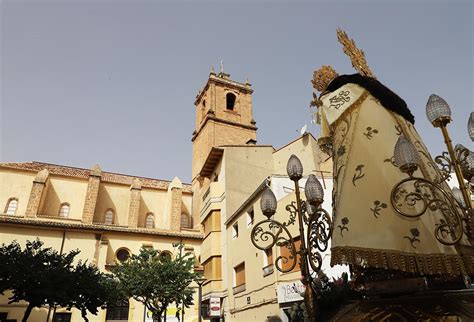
[0,161,192,193]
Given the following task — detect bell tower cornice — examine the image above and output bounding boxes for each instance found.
[191,113,257,142]
[194,72,253,106]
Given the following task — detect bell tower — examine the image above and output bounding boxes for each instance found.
[191,69,257,181]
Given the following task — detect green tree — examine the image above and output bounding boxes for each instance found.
[65,263,123,321]
[113,243,199,321]
[0,239,120,322]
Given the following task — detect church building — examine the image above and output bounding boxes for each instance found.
[0,70,331,322]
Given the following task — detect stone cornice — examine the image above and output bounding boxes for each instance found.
[191,115,258,142]
[194,74,253,106]
[0,215,203,240]
[0,162,192,193]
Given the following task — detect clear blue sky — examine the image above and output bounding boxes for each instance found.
[1,0,472,183]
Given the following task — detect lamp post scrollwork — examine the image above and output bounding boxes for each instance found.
[250,154,332,321]
[391,94,473,247]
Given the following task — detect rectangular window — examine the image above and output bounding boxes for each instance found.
[234,262,245,287]
[106,300,129,321]
[263,247,274,276]
[203,210,221,236]
[203,256,222,280]
[203,215,211,236]
[265,248,273,266]
[232,222,239,239]
[53,313,71,322]
[246,207,254,227]
[279,237,301,273]
[203,259,212,280]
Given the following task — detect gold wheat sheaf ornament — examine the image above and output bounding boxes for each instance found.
[311,29,376,96]
[336,28,375,79]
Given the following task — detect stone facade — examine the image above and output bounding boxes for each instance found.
[0,162,201,322]
[1,70,318,322]
[127,178,142,228]
[191,72,257,181]
[82,165,101,224]
[171,187,182,231]
[169,177,183,231]
[0,162,194,231]
[25,169,49,217]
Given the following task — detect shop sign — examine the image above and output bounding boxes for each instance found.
[277,280,305,304]
[210,297,221,317]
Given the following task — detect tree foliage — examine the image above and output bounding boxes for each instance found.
[0,239,120,322]
[66,262,123,321]
[112,243,199,320]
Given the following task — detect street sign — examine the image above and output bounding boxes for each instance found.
[277,280,305,304]
[210,297,221,317]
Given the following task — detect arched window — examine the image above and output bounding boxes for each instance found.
[58,203,70,218]
[115,248,131,263]
[106,300,129,321]
[181,213,191,229]
[160,250,172,261]
[5,198,18,215]
[145,213,155,228]
[226,93,236,110]
[105,209,114,225]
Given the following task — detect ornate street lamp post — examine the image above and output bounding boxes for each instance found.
[426,95,473,212]
[251,154,332,321]
[390,94,473,285]
[391,95,473,244]
[195,277,206,322]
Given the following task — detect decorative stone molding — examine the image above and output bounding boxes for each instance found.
[34,169,49,183]
[90,164,102,177]
[0,215,203,239]
[131,178,142,190]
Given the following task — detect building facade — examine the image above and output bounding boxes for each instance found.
[0,162,202,322]
[191,72,343,321]
[1,70,336,321]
